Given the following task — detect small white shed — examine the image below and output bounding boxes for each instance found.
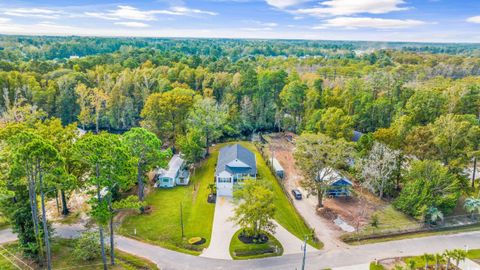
[271,158,284,179]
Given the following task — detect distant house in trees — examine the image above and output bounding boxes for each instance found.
[215,144,257,197]
[351,130,364,142]
[155,154,190,188]
[318,168,353,197]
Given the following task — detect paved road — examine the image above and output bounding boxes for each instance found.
[460,259,480,270]
[2,226,480,269]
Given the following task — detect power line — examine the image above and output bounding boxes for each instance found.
[0,246,33,270]
[0,249,22,270]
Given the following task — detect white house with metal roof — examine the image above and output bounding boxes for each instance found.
[155,154,190,188]
[215,144,257,197]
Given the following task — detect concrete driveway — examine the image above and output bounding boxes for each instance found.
[201,196,316,260]
[200,196,238,259]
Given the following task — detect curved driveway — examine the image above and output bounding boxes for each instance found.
[2,226,480,269]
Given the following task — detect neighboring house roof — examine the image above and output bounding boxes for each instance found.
[157,154,185,179]
[352,130,364,142]
[317,168,353,186]
[215,144,257,176]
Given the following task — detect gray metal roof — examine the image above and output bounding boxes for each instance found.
[215,144,257,176]
[271,158,284,172]
[157,154,185,179]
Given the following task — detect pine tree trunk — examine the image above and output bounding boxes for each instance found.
[96,164,108,270]
[27,163,43,262]
[29,178,43,261]
[472,157,477,188]
[39,171,52,270]
[61,189,69,216]
[137,162,144,201]
[108,198,115,266]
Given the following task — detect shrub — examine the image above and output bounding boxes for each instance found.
[72,231,101,261]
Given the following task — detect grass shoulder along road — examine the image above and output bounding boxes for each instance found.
[229,229,283,260]
[0,238,159,270]
[240,141,322,249]
[346,223,480,245]
[118,144,219,255]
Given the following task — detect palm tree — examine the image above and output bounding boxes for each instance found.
[443,250,453,270]
[464,198,480,219]
[451,249,467,268]
[423,253,433,270]
[427,207,444,226]
[407,259,416,270]
[434,253,441,270]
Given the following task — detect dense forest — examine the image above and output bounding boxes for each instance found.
[0,36,479,267]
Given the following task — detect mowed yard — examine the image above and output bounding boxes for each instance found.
[118,144,219,255]
[119,141,321,255]
[238,142,321,249]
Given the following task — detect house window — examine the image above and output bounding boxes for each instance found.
[162,178,169,183]
[218,177,231,183]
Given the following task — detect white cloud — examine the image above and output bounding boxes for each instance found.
[316,17,426,29]
[169,6,218,16]
[266,0,310,9]
[466,16,480,24]
[114,21,150,28]
[3,8,63,19]
[84,5,216,21]
[0,17,10,24]
[296,0,409,17]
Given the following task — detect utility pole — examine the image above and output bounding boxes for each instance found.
[301,236,308,270]
[180,202,184,238]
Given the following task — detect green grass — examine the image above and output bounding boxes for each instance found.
[229,229,283,260]
[0,239,158,270]
[402,255,445,269]
[241,142,322,249]
[467,249,480,260]
[369,262,386,270]
[0,213,9,230]
[119,144,218,255]
[353,205,421,238]
[347,223,480,245]
[57,211,82,225]
[0,248,18,270]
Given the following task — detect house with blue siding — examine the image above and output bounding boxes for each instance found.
[318,168,353,197]
[155,154,190,188]
[215,144,257,197]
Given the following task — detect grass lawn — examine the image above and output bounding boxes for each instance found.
[240,142,322,249]
[229,229,283,260]
[0,238,158,270]
[369,262,386,270]
[352,205,421,238]
[468,249,480,261]
[346,223,480,245]
[56,211,82,225]
[0,213,9,230]
[118,144,218,255]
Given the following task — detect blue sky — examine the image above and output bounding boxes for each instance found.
[0,0,479,43]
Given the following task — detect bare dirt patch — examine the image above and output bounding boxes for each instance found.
[263,133,382,231]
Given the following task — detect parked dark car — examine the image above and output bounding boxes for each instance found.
[291,189,302,200]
